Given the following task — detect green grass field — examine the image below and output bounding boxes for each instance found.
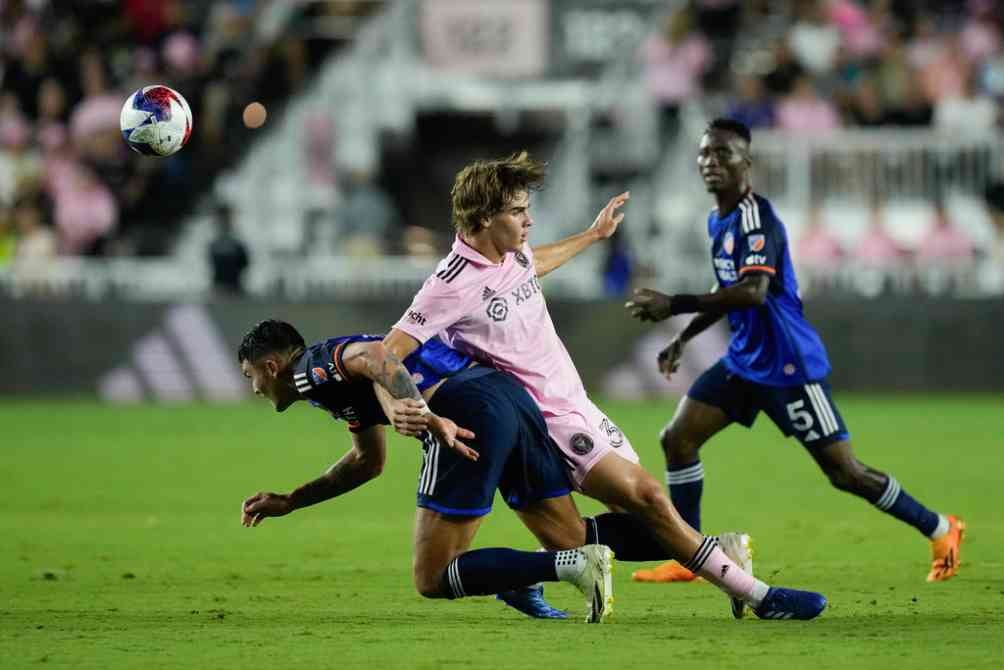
[2,395,1003,669]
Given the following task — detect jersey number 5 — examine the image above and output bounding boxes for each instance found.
[786,400,814,432]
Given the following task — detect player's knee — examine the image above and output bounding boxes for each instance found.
[413,567,448,599]
[660,423,698,463]
[624,475,670,514]
[825,462,864,493]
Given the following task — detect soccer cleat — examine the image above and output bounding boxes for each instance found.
[566,545,615,623]
[718,532,754,619]
[631,560,698,583]
[752,587,827,620]
[496,584,569,619]
[927,515,966,582]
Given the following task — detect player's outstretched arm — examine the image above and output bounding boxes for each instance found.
[532,191,629,278]
[626,274,769,322]
[240,426,387,527]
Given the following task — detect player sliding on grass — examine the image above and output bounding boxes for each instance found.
[625,118,964,585]
[238,320,827,622]
[381,151,826,621]
[237,320,613,622]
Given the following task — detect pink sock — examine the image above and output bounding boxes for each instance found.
[685,537,768,605]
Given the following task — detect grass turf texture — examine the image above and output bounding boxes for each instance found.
[2,395,1002,669]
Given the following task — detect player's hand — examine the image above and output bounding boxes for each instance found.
[241,491,293,527]
[427,414,479,462]
[625,288,674,322]
[657,338,685,382]
[589,191,629,240]
[385,397,431,437]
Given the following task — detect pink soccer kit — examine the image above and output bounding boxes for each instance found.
[393,237,639,487]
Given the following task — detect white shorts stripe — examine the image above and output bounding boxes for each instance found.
[427,438,440,496]
[806,385,836,435]
[810,384,840,436]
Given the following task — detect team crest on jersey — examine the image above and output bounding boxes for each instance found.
[723,232,734,255]
[311,366,328,384]
[486,296,509,322]
[514,251,529,268]
[783,364,796,376]
[570,433,594,455]
[748,234,765,252]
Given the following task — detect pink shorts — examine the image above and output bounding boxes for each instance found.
[545,401,639,489]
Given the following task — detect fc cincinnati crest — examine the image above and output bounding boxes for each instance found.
[570,433,594,455]
[723,232,734,255]
[748,234,765,252]
[514,251,529,268]
[311,366,328,384]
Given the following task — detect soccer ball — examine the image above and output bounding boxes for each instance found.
[120,85,193,157]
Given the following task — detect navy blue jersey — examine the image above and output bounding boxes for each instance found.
[291,334,473,431]
[707,192,831,386]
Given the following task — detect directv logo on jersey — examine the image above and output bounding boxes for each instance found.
[407,310,427,326]
[745,254,767,266]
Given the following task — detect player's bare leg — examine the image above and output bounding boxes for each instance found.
[634,396,732,583]
[810,440,964,582]
[412,508,483,598]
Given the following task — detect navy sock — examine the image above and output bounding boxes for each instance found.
[585,513,671,561]
[873,476,940,537]
[667,460,704,531]
[440,548,557,599]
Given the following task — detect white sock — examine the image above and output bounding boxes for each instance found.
[748,580,770,607]
[554,549,585,581]
[929,514,950,540]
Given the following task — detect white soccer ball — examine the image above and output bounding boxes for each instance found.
[120,85,193,157]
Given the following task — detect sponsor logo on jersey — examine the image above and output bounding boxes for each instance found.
[326,362,343,383]
[748,234,765,252]
[481,287,495,301]
[510,275,542,305]
[514,251,529,268]
[407,310,427,326]
[311,366,328,384]
[714,257,737,282]
[723,232,734,255]
[745,254,767,266]
[486,296,509,322]
[570,433,594,455]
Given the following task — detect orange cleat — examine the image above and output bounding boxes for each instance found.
[926,515,966,582]
[631,560,699,583]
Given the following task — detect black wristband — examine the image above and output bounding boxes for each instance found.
[670,294,701,315]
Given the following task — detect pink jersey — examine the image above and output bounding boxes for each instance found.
[394,236,639,486]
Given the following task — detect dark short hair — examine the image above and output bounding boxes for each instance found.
[706,118,752,145]
[237,319,305,363]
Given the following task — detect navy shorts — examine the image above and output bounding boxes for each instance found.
[687,360,850,449]
[417,366,573,516]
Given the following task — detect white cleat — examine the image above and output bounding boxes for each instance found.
[718,532,754,619]
[566,544,615,623]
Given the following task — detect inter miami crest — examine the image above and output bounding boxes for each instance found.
[570,433,594,455]
[514,251,529,268]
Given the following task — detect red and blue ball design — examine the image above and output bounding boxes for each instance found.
[120,85,193,157]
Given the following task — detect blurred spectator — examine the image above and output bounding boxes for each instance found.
[853,201,908,267]
[763,39,806,97]
[207,203,250,295]
[915,200,974,266]
[776,76,841,134]
[796,201,845,273]
[639,7,710,140]
[602,228,632,297]
[12,193,56,265]
[848,77,887,127]
[402,225,439,259]
[988,177,1004,263]
[53,166,117,255]
[788,0,841,75]
[334,170,398,255]
[726,74,775,130]
[828,0,885,61]
[934,72,998,135]
[0,114,42,204]
[917,33,968,104]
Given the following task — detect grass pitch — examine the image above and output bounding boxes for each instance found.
[2,395,1003,669]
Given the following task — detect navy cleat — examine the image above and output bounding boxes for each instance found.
[753,587,827,620]
[496,584,569,620]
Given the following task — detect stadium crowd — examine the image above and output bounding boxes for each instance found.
[0,0,379,268]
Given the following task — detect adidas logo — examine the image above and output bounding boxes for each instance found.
[98,304,246,403]
[805,430,820,441]
[481,287,496,301]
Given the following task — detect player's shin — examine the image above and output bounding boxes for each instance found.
[438,548,558,599]
[685,536,769,607]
